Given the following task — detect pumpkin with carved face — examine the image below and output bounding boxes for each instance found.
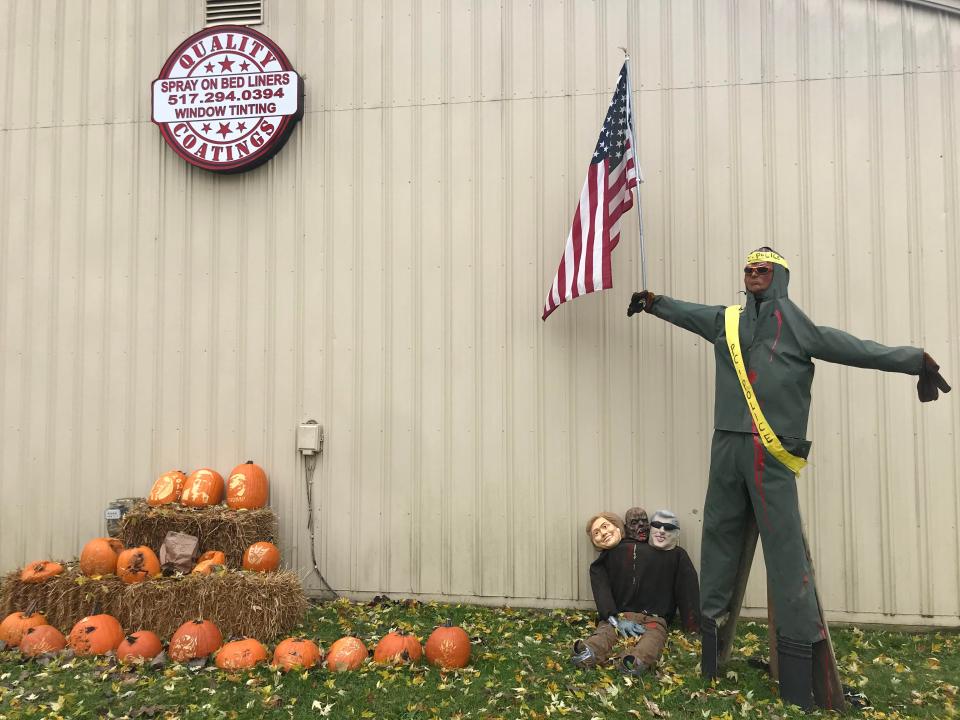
[147,470,187,506]
[424,623,471,669]
[168,619,223,662]
[226,461,269,510]
[180,468,224,507]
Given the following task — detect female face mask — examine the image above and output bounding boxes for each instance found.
[590,517,623,550]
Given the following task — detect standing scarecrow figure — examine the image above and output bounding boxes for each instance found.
[628,247,950,708]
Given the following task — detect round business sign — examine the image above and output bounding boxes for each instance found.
[152,26,304,173]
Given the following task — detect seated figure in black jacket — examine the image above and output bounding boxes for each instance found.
[571,509,701,675]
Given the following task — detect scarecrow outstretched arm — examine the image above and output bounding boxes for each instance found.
[647,296,726,344]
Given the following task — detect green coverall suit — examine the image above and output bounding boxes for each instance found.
[647,264,923,649]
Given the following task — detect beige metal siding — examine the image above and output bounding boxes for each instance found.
[0,0,957,626]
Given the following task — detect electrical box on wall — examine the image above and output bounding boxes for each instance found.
[297,421,323,455]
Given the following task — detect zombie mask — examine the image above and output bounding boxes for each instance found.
[649,510,680,551]
[586,512,624,550]
[624,507,649,542]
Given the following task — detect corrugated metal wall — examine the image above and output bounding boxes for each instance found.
[0,0,957,626]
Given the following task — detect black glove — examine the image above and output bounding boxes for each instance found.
[918,352,951,402]
[627,290,656,317]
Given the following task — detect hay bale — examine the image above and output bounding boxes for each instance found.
[118,502,277,567]
[0,565,307,642]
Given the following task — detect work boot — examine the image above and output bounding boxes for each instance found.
[569,640,597,669]
[777,635,813,710]
[701,615,719,679]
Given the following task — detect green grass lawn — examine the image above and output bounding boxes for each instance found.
[0,598,956,719]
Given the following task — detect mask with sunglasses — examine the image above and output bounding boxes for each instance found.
[649,510,681,551]
[743,265,771,276]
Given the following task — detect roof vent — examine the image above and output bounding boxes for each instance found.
[205,0,263,26]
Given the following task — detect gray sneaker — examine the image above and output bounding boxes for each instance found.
[570,640,597,669]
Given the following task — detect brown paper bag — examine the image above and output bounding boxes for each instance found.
[159,531,199,574]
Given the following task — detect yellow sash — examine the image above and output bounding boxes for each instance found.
[724,305,807,475]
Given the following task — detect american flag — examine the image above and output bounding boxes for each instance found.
[542,62,640,320]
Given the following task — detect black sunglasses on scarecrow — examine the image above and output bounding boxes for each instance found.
[743,266,771,276]
[650,521,678,531]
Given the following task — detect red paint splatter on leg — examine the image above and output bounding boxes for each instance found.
[751,434,769,525]
[770,309,783,361]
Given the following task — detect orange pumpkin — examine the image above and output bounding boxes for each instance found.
[20,625,66,657]
[68,614,124,656]
[117,631,164,663]
[116,546,161,584]
[190,559,224,575]
[325,636,368,671]
[169,619,223,662]
[272,637,322,671]
[180,468,224,507]
[374,630,423,664]
[79,537,124,576]
[215,638,268,670]
[226,460,269,510]
[197,550,226,565]
[0,611,48,648]
[425,623,471,669]
[242,541,280,572]
[20,561,64,583]
[147,470,187,506]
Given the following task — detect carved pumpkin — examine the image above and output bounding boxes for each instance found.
[68,614,124,656]
[197,550,226,565]
[0,610,48,647]
[147,470,187,506]
[425,623,471,669]
[116,546,161,584]
[117,631,163,663]
[180,468,224,507]
[373,630,423,664]
[80,537,125,576]
[215,638,268,670]
[226,460,269,510]
[272,637,322,671]
[20,625,66,657]
[20,561,64,583]
[242,541,280,572]
[325,636,368,671]
[169,619,223,662]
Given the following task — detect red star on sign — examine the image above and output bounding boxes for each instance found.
[239,61,251,72]
[216,122,232,138]
[218,56,235,72]
[201,123,212,132]
[236,122,247,132]
[204,62,215,73]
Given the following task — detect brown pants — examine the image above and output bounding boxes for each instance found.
[579,613,668,668]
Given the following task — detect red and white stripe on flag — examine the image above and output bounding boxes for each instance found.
[542,62,640,321]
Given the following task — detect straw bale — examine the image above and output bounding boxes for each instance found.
[0,565,306,642]
[117,502,277,567]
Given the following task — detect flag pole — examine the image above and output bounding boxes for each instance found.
[620,48,648,294]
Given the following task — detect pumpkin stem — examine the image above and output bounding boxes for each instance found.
[246,460,254,465]
[126,635,137,644]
